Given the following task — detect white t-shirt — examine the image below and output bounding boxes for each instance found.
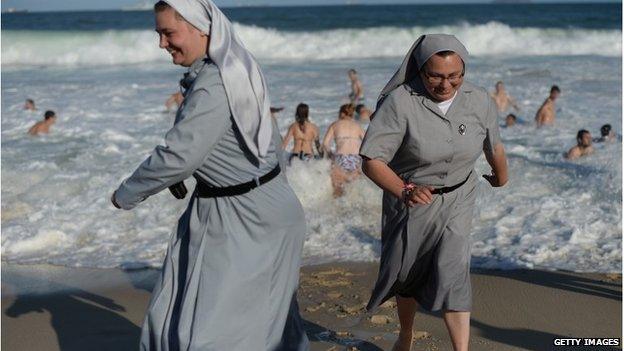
[436,91,458,115]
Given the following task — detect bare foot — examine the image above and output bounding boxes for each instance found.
[391,331,413,351]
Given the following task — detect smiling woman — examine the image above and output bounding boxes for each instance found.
[360,34,508,351]
[154,2,208,67]
[111,1,309,350]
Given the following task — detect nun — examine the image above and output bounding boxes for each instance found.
[111,1,309,350]
[360,34,508,351]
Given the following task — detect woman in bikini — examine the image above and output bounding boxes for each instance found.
[322,103,365,197]
[282,103,322,164]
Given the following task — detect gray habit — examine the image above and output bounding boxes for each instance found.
[115,57,309,350]
[360,77,501,312]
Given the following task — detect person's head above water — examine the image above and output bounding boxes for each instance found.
[339,103,355,119]
[505,113,517,126]
[44,110,56,121]
[154,1,209,67]
[24,98,35,110]
[550,85,561,100]
[576,129,592,147]
[495,81,504,92]
[348,69,358,81]
[378,34,468,103]
[600,124,612,137]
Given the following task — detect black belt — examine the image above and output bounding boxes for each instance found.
[195,165,281,198]
[431,172,472,195]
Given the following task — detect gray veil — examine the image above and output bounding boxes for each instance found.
[377,34,469,103]
[164,0,272,162]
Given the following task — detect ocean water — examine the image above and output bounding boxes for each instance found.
[1,4,621,273]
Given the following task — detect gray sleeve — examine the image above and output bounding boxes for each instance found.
[359,93,407,163]
[483,94,502,157]
[114,87,230,210]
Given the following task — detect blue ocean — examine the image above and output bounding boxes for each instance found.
[1,3,621,272]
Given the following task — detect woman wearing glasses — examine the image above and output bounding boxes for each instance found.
[360,34,508,351]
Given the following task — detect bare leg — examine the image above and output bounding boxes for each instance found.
[392,296,419,351]
[330,166,347,198]
[443,310,470,351]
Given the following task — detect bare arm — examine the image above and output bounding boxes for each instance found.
[165,94,177,110]
[362,158,404,198]
[322,124,335,157]
[362,158,433,205]
[483,143,508,187]
[509,96,520,111]
[566,147,581,160]
[313,125,323,157]
[27,124,37,135]
[281,124,294,150]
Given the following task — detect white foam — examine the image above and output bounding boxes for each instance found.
[3,230,70,257]
[2,22,621,67]
[1,51,620,272]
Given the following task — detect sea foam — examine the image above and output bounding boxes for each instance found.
[2,22,621,67]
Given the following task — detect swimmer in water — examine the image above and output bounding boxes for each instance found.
[535,85,561,127]
[24,98,36,111]
[491,81,519,114]
[28,110,57,136]
[348,69,364,105]
[566,129,594,160]
[281,103,322,164]
[322,103,365,197]
[505,113,517,127]
[595,124,616,143]
[165,91,184,111]
[355,104,371,122]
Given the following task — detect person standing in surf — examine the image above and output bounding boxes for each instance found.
[360,34,508,351]
[111,1,309,350]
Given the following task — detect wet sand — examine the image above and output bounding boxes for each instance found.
[2,262,621,351]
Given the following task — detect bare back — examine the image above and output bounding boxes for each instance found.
[283,121,319,154]
[28,121,51,135]
[492,91,510,112]
[323,119,365,155]
[535,98,555,126]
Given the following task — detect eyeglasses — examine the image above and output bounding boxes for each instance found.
[422,71,464,85]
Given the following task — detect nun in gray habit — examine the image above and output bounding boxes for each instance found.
[112,1,308,350]
[360,34,508,349]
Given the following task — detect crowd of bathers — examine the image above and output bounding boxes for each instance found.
[492,81,617,160]
[275,69,372,197]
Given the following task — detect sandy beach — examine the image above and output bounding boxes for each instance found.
[2,262,621,351]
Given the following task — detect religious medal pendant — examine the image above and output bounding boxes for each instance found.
[458,124,466,135]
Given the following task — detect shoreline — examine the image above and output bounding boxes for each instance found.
[2,261,622,350]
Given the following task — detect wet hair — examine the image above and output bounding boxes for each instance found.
[44,110,56,120]
[496,81,503,87]
[26,98,35,105]
[551,85,561,93]
[348,69,357,75]
[355,104,366,114]
[576,129,590,144]
[339,103,355,118]
[506,113,517,121]
[154,1,184,20]
[600,124,612,137]
[295,103,309,133]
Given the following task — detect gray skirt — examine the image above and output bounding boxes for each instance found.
[366,171,478,312]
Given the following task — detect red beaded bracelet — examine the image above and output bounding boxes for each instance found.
[402,182,416,205]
